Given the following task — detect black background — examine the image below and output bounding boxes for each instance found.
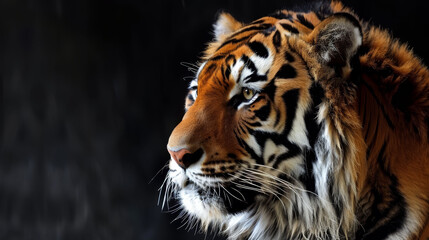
[0,0,428,239]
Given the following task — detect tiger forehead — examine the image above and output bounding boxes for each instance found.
[198,47,271,90]
[196,16,306,90]
[204,10,321,67]
[209,39,286,81]
[210,22,294,61]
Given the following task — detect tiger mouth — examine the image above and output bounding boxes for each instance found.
[180,176,258,214]
[182,179,221,198]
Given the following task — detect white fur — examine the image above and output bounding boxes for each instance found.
[288,92,310,148]
[213,14,238,41]
[229,59,245,99]
[262,139,287,164]
[180,185,224,223]
[250,53,273,76]
[244,134,262,157]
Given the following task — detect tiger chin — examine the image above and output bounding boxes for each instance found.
[162,1,429,239]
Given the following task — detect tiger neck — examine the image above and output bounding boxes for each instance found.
[353,25,429,237]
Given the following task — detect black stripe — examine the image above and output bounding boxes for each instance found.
[248,41,269,58]
[270,11,293,20]
[239,55,268,83]
[268,154,276,163]
[363,182,405,239]
[216,36,251,54]
[280,23,299,34]
[253,102,271,121]
[215,24,272,52]
[244,120,262,128]
[209,53,228,61]
[263,81,276,102]
[296,14,314,29]
[227,23,272,40]
[243,75,267,83]
[262,81,281,126]
[299,148,316,193]
[275,64,297,80]
[233,130,246,148]
[202,63,217,77]
[222,55,235,81]
[274,107,281,128]
[238,123,246,135]
[222,64,231,80]
[225,55,236,65]
[283,89,300,136]
[305,83,324,147]
[241,136,264,165]
[272,30,281,52]
[240,55,257,73]
[228,94,244,109]
[285,51,295,62]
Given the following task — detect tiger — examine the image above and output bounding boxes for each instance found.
[162,1,429,239]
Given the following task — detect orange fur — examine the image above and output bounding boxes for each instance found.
[167,1,429,239]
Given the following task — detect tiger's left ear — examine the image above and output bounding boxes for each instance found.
[213,12,243,42]
[307,13,362,69]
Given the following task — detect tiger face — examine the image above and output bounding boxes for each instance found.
[165,9,364,239]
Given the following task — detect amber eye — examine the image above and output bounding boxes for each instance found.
[242,87,255,101]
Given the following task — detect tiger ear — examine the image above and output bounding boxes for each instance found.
[213,12,243,42]
[307,13,362,69]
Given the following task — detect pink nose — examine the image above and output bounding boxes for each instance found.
[168,148,191,169]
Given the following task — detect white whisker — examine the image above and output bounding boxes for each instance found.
[219,184,244,203]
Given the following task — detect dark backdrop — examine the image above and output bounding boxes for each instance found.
[0,0,427,239]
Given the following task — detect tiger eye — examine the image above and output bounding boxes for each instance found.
[242,87,255,100]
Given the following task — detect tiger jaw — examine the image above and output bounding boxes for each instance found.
[179,181,226,224]
[168,158,259,217]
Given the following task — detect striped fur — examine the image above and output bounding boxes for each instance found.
[162,1,429,239]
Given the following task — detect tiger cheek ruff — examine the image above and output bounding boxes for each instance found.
[161,1,429,239]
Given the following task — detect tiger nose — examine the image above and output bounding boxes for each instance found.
[167,148,203,169]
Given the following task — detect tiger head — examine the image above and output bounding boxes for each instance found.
[164,8,365,239]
